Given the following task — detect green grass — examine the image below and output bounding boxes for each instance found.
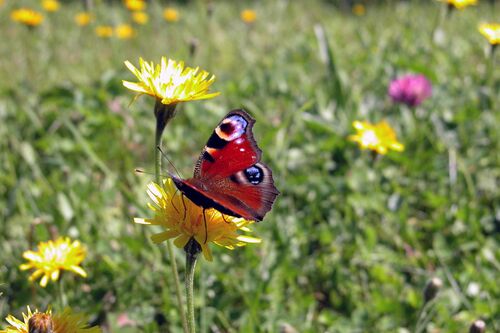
[0,0,498,332]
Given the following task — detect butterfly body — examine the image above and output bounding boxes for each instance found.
[172,110,279,221]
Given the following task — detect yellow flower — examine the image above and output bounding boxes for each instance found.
[123,56,220,105]
[478,22,500,45]
[352,4,365,16]
[135,179,261,261]
[115,24,135,39]
[438,0,477,10]
[10,8,44,27]
[348,120,404,155]
[42,0,60,12]
[75,12,93,26]
[132,11,148,25]
[0,306,101,333]
[19,237,87,287]
[240,9,256,24]
[163,8,179,22]
[125,0,146,11]
[95,25,113,38]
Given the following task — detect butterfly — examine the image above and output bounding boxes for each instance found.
[171,109,279,222]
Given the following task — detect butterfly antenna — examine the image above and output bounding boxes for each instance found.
[134,168,170,178]
[157,146,182,179]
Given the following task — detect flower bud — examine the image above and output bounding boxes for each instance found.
[423,277,443,303]
[28,313,54,333]
[469,319,486,333]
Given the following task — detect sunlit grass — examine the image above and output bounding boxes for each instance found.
[0,0,498,332]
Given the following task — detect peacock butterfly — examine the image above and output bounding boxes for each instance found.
[171,109,279,221]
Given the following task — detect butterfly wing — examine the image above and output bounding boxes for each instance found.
[175,162,278,221]
[194,110,261,179]
[175,109,279,221]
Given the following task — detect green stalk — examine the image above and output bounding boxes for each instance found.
[153,100,188,333]
[185,239,201,333]
[487,45,497,111]
[57,275,67,309]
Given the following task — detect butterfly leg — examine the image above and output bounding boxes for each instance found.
[221,214,231,224]
[170,189,180,214]
[181,194,188,221]
[203,209,208,244]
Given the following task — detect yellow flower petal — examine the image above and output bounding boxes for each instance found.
[19,237,88,288]
[10,8,44,27]
[0,306,101,333]
[349,120,404,155]
[123,57,220,106]
[240,9,256,23]
[163,8,179,22]
[135,179,261,260]
[75,12,93,26]
[478,22,500,45]
[40,275,49,288]
[438,0,477,10]
[42,0,60,12]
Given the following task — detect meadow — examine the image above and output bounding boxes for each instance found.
[0,0,498,332]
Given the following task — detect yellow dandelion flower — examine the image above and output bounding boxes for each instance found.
[163,8,179,22]
[478,23,500,45]
[0,306,101,333]
[115,24,135,39]
[123,56,220,106]
[240,9,256,24]
[95,25,113,38]
[75,12,93,27]
[42,0,60,12]
[10,8,44,27]
[352,4,366,16]
[19,237,87,288]
[132,11,148,25]
[125,0,145,11]
[348,120,404,155]
[134,179,261,261]
[438,0,477,10]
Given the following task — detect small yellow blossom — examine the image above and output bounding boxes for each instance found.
[132,11,148,25]
[95,25,113,38]
[478,23,500,45]
[123,56,220,105]
[240,9,256,24]
[115,24,135,39]
[352,4,365,16]
[163,8,179,22]
[135,179,261,261]
[0,306,101,333]
[19,237,87,288]
[125,0,146,11]
[349,120,404,155]
[75,12,93,26]
[438,0,477,10]
[10,8,44,27]
[42,0,60,12]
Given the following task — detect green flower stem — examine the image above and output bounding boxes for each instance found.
[185,239,201,333]
[487,45,497,111]
[154,100,188,333]
[57,275,67,309]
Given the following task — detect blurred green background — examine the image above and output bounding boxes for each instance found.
[0,0,498,332]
